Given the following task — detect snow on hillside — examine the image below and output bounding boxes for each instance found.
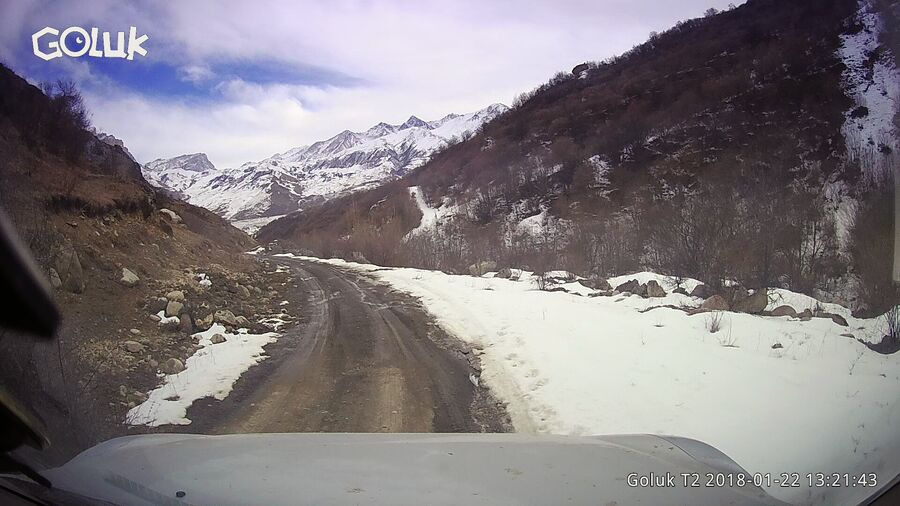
[838,0,900,174]
[405,186,457,238]
[288,254,899,506]
[142,104,508,222]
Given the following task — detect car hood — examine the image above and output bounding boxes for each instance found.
[41,433,790,505]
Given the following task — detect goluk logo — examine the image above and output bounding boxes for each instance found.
[32,27,149,61]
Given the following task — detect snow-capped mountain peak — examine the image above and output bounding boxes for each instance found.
[142,103,508,229]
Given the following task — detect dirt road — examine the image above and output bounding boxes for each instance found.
[202,257,507,433]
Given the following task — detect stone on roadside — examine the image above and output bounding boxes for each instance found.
[120,268,140,287]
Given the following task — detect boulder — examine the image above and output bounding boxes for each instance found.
[210,333,227,344]
[48,268,62,289]
[349,251,369,264]
[770,305,797,317]
[237,284,251,298]
[129,328,141,335]
[179,313,194,334]
[733,289,768,314]
[798,309,813,321]
[690,284,712,299]
[125,391,148,405]
[159,316,180,332]
[147,297,168,314]
[214,309,239,327]
[646,280,667,298]
[235,315,251,327]
[816,311,849,327]
[725,286,750,307]
[165,300,184,317]
[700,295,730,311]
[122,340,144,353]
[160,358,185,375]
[54,244,85,294]
[159,208,183,224]
[120,268,140,287]
[614,279,641,295]
[673,287,689,296]
[468,260,498,276]
[195,313,214,331]
[166,290,185,302]
[496,268,513,279]
[148,314,162,322]
[583,276,612,291]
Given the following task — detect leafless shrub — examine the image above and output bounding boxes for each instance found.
[884,306,900,344]
[705,311,724,333]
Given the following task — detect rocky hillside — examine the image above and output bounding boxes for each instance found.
[142,104,508,229]
[259,0,899,315]
[0,64,297,462]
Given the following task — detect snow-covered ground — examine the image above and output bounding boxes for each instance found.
[232,214,287,235]
[126,324,277,427]
[293,255,899,506]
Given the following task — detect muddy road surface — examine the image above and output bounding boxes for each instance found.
[189,257,508,434]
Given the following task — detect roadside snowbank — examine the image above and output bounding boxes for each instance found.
[126,324,277,427]
[297,255,899,506]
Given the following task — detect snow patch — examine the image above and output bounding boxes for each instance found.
[125,323,278,427]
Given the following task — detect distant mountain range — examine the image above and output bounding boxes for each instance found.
[142,103,508,229]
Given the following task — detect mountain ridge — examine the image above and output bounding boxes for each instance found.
[142,103,509,226]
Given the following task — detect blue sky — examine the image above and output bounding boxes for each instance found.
[0,0,741,168]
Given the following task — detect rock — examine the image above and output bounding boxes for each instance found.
[126,391,148,405]
[179,313,194,334]
[165,300,184,317]
[349,251,369,264]
[210,333,226,344]
[645,280,667,298]
[583,276,612,291]
[816,311,849,327]
[614,279,641,295]
[195,313,214,331]
[148,314,162,322]
[468,260,498,276]
[700,295,730,311]
[235,315,251,327]
[160,358,185,375]
[673,287,689,296]
[237,284,251,298]
[123,340,144,353]
[725,286,750,307]
[770,305,797,317]
[147,297,168,314]
[733,289,768,314]
[214,309,239,327]
[48,268,62,289]
[690,284,712,299]
[159,208,183,224]
[496,268,513,279]
[798,309,813,321]
[129,328,141,335]
[54,244,85,294]
[771,343,783,349]
[166,290,185,302]
[120,268,140,287]
[148,359,158,368]
[159,316,180,332]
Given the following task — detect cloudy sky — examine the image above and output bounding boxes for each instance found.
[1,0,739,168]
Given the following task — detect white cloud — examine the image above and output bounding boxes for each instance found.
[1,0,743,167]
